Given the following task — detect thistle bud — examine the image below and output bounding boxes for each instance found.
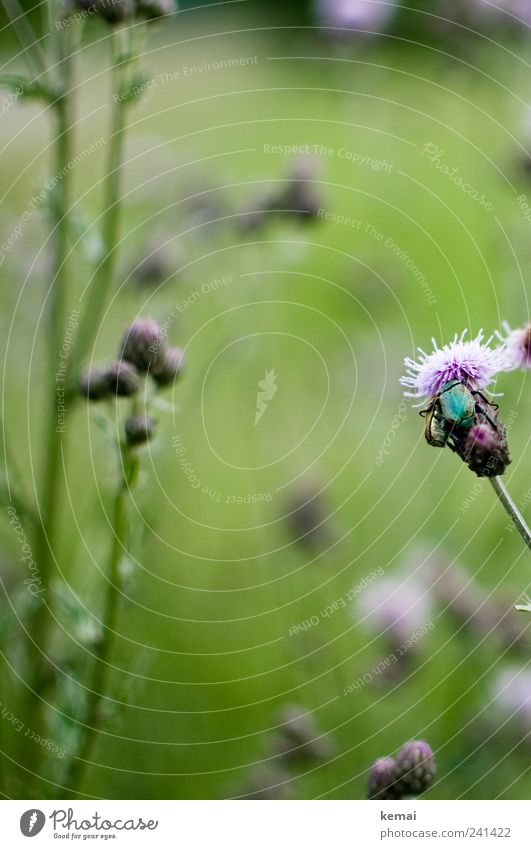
[152,347,184,388]
[276,704,321,743]
[278,180,321,222]
[287,487,330,549]
[132,242,173,289]
[395,740,436,796]
[366,757,399,800]
[124,414,156,446]
[465,423,496,454]
[106,360,140,397]
[277,159,322,223]
[73,0,135,24]
[119,318,165,373]
[461,410,511,478]
[463,423,498,476]
[79,367,110,401]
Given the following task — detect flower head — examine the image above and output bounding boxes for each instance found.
[465,423,496,454]
[125,413,156,446]
[79,366,111,401]
[401,330,509,404]
[106,360,140,397]
[367,741,436,800]
[152,347,184,388]
[119,317,165,373]
[72,0,176,24]
[498,321,531,370]
[460,418,510,478]
[73,0,136,25]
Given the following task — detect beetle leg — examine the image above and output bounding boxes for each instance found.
[445,433,459,454]
[474,402,498,432]
[419,402,434,418]
[472,390,499,411]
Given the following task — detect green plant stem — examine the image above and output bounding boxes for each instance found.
[0,419,38,527]
[63,442,138,795]
[0,482,38,529]
[19,5,74,781]
[67,29,136,393]
[490,476,531,550]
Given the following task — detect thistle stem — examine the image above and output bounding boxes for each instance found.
[21,2,74,748]
[35,81,72,577]
[2,0,50,81]
[489,476,531,550]
[63,442,138,795]
[0,418,38,527]
[67,28,136,392]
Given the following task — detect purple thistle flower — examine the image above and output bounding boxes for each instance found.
[401,330,510,404]
[498,321,531,370]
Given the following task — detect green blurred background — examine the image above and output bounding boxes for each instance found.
[1,0,531,799]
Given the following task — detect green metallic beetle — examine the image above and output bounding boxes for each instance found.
[420,379,510,476]
[421,379,498,448]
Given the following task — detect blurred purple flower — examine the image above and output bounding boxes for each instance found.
[491,666,531,726]
[356,575,432,643]
[436,0,531,31]
[367,757,399,800]
[468,0,531,27]
[314,0,398,33]
[497,321,531,370]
